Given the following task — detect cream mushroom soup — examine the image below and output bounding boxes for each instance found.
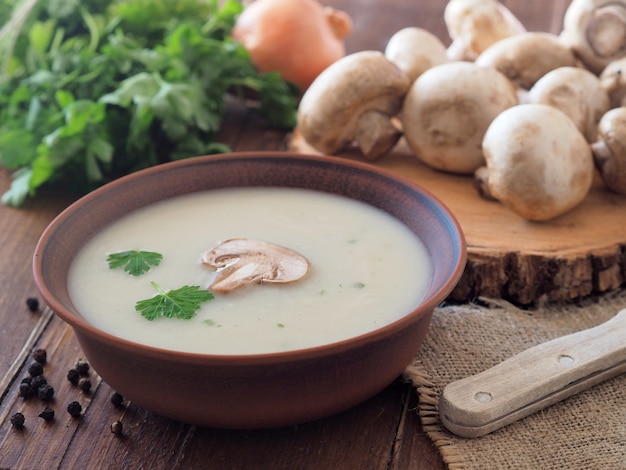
[67,187,432,354]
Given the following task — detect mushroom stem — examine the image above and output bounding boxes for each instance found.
[354,111,403,160]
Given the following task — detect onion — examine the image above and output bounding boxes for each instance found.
[232,0,352,91]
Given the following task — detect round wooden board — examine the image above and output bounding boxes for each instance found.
[290,132,626,305]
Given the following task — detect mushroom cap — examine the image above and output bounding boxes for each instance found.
[444,0,526,61]
[476,32,578,90]
[482,103,594,222]
[559,0,626,74]
[384,27,448,83]
[592,107,626,195]
[297,51,410,158]
[599,56,626,108]
[527,66,610,142]
[401,61,518,174]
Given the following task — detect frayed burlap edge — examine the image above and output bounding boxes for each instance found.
[404,359,469,470]
[402,290,626,470]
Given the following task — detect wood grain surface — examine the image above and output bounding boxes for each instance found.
[0,1,597,469]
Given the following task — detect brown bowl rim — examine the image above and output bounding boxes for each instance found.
[33,151,466,366]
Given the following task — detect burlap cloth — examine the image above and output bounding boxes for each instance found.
[403,289,626,470]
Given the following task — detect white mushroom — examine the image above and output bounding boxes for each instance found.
[479,103,594,222]
[444,0,526,61]
[591,107,626,195]
[202,238,309,293]
[384,27,448,83]
[559,0,626,74]
[297,51,411,160]
[401,61,518,174]
[475,32,579,91]
[599,56,626,108]
[527,66,610,142]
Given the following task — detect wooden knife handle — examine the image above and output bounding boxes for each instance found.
[439,309,626,438]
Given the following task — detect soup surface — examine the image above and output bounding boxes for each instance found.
[68,187,432,354]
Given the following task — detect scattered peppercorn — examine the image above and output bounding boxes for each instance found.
[10,412,25,429]
[75,359,90,376]
[18,382,34,399]
[110,420,123,435]
[26,297,39,312]
[29,375,47,390]
[110,392,124,407]
[66,368,80,385]
[28,362,44,377]
[38,407,55,421]
[77,377,92,393]
[38,384,55,401]
[33,349,47,364]
[67,401,82,417]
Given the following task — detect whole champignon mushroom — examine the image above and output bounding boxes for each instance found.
[559,0,626,74]
[384,27,448,83]
[527,66,610,142]
[475,32,579,91]
[401,61,518,174]
[479,103,594,222]
[591,107,626,195]
[599,56,626,108]
[202,238,309,294]
[444,0,526,61]
[297,51,411,160]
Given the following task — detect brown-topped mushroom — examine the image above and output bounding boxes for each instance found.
[559,0,626,74]
[527,66,610,142]
[384,27,448,83]
[297,50,411,160]
[591,107,626,195]
[401,61,518,174]
[478,103,594,222]
[599,56,626,108]
[202,238,309,294]
[475,32,578,91]
[444,0,526,61]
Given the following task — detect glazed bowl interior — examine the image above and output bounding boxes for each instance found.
[33,152,466,429]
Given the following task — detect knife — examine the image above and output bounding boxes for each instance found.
[439,308,626,438]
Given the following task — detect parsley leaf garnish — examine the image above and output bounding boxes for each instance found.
[107,250,163,276]
[135,281,215,321]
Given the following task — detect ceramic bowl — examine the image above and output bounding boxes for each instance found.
[33,152,466,429]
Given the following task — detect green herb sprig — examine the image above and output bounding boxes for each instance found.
[135,281,215,321]
[0,0,298,206]
[107,250,163,276]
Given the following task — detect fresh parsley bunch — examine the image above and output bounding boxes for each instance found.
[0,0,299,206]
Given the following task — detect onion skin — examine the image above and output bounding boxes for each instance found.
[232,0,352,92]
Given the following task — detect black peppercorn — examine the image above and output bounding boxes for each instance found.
[39,407,55,421]
[67,401,82,417]
[10,412,25,429]
[18,382,34,399]
[110,420,123,435]
[110,392,124,407]
[29,375,47,390]
[28,362,44,377]
[66,368,80,385]
[33,349,47,364]
[78,377,92,393]
[26,297,39,312]
[37,384,55,401]
[75,359,90,376]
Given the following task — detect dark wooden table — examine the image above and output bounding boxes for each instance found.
[0,1,569,468]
